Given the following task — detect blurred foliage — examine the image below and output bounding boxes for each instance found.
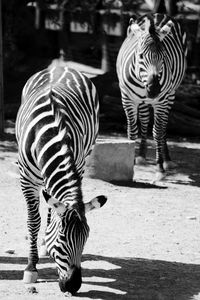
[102,0,143,10]
[40,0,142,10]
[2,0,200,73]
[2,0,35,72]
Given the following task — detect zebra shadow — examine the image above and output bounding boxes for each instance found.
[110,180,167,189]
[132,139,200,188]
[0,120,18,161]
[161,142,200,187]
[1,255,200,299]
[0,256,56,282]
[80,254,200,300]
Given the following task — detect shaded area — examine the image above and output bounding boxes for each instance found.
[1,254,200,300]
[0,120,17,153]
[78,254,200,300]
[161,143,200,187]
[0,256,52,265]
[110,180,167,189]
[0,142,17,153]
[0,256,56,281]
[131,138,200,188]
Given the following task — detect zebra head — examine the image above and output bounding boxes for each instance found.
[129,16,174,99]
[44,193,107,294]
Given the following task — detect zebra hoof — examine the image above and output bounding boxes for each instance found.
[155,171,166,182]
[135,156,146,165]
[163,161,177,170]
[23,270,38,283]
[39,245,48,257]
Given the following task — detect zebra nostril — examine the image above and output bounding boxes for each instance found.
[146,75,161,98]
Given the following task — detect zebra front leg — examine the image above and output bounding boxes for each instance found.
[163,97,177,170]
[136,103,150,165]
[153,108,169,181]
[21,179,41,283]
[123,101,138,178]
[123,102,138,142]
[162,139,177,170]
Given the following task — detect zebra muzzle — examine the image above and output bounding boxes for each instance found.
[59,266,82,294]
[146,75,161,98]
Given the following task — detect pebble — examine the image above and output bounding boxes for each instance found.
[187,216,197,220]
[64,291,72,297]
[27,286,38,294]
[5,249,15,254]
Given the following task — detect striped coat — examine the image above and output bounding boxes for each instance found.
[16,66,106,294]
[116,13,187,179]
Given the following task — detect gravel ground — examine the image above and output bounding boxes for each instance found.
[0,122,200,300]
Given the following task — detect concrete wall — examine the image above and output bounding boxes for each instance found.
[85,138,135,181]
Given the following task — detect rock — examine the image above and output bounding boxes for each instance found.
[27,286,38,294]
[64,291,72,297]
[5,249,15,254]
[187,216,197,220]
[85,138,135,181]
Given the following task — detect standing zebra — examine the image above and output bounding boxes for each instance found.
[116,13,187,180]
[15,66,107,294]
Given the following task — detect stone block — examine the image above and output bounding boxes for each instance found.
[85,138,135,181]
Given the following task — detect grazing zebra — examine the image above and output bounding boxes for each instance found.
[15,66,107,294]
[116,13,187,180]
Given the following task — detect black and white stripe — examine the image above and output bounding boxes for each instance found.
[116,13,187,179]
[16,66,104,294]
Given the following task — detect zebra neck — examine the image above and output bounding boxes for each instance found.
[44,152,83,204]
[40,137,83,204]
[44,158,84,217]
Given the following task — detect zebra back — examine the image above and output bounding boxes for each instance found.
[16,66,99,201]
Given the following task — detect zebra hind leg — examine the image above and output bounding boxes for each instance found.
[152,113,167,181]
[135,140,147,165]
[162,140,178,171]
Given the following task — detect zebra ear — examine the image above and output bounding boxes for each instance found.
[127,22,142,37]
[144,17,151,33]
[129,16,137,26]
[85,195,107,213]
[159,20,174,41]
[42,191,68,216]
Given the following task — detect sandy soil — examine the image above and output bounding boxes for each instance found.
[1,121,200,300]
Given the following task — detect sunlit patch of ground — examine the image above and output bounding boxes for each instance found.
[1,122,200,299]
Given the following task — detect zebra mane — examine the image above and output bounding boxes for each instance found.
[48,89,83,207]
[145,15,157,38]
[129,14,160,42]
[49,89,67,131]
[144,15,162,51]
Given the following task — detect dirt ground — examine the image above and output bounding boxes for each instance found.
[0,121,200,300]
